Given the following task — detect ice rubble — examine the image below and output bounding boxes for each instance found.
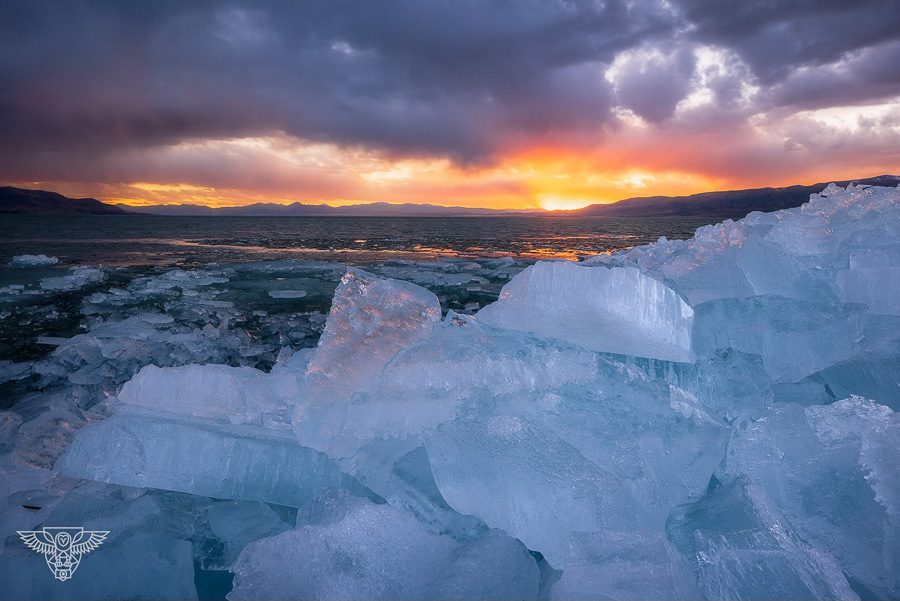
[9,254,59,267]
[1,183,899,600]
[39,266,105,291]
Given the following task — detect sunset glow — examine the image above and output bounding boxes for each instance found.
[2,2,898,209]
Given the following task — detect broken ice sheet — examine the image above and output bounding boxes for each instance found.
[666,476,858,601]
[57,412,374,508]
[550,530,701,600]
[229,495,540,601]
[477,261,695,362]
[719,397,900,598]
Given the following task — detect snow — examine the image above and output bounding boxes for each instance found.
[9,254,59,267]
[1,183,899,600]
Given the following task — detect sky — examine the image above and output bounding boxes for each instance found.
[1,1,899,210]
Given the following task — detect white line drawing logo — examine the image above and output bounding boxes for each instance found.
[18,527,109,581]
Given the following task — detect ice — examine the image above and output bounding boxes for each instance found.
[550,531,701,600]
[117,363,296,425]
[0,484,200,601]
[836,245,900,315]
[312,315,604,458]
[294,268,442,445]
[692,295,868,382]
[427,401,727,567]
[477,261,694,362]
[9,254,59,267]
[0,360,31,384]
[304,268,441,394]
[667,477,857,600]
[719,397,899,598]
[39,266,105,291]
[776,354,900,410]
[197,501,291,570]
[268,289,307,299]
[14,407,84,469]
[0,411,23,451]
[229,496,540,601]
[57,412,372,507]
[3,184,900,599]
[591,183,900,309]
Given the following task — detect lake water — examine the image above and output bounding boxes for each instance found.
[0,214,716,266]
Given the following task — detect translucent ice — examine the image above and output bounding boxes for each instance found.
[229,497,540,601]
[692,295,868,382]
[719,397,899,598]
[667,477,857,600]
[836,245,900,315]
[57,412,369,507]
[302,268,440,397]
[424,370,728,565]
[294,268,442,445]
[118,363,296,425]
[477,261,694,362]
[268,289,307,299]
[197,501,291,570]
[0,484,200,601]
[551,531,701,600]
[591,182,900,312]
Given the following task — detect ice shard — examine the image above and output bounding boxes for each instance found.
[477,261,694,362]
[57,412,370,507]
[229,496,540,601]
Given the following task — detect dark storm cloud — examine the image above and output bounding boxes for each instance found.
[769,40,900,110]
[673,0,900,80]
[612,45,697,123]
[1,0,899,178]
[0,0,672,165]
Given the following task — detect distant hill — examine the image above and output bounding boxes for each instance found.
[572,175,900,218]
[0,186,130,215]
[3,175,898,218]
[116,201,540,217]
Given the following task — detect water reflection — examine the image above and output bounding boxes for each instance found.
[0,215,716,267]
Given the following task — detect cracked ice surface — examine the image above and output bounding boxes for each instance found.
[1,183,900,600]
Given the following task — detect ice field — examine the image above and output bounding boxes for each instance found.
[0,183,898,600]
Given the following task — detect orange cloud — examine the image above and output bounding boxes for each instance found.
[10,99,899,212]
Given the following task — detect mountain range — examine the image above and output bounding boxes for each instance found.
[115,201,538,217]
[2,175,897,218]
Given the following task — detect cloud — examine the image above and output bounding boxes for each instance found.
[609,45,697,123]
[672,0,900,84]
[768,40,900,110]
[0,0,898,205]
[0,0,674,164]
